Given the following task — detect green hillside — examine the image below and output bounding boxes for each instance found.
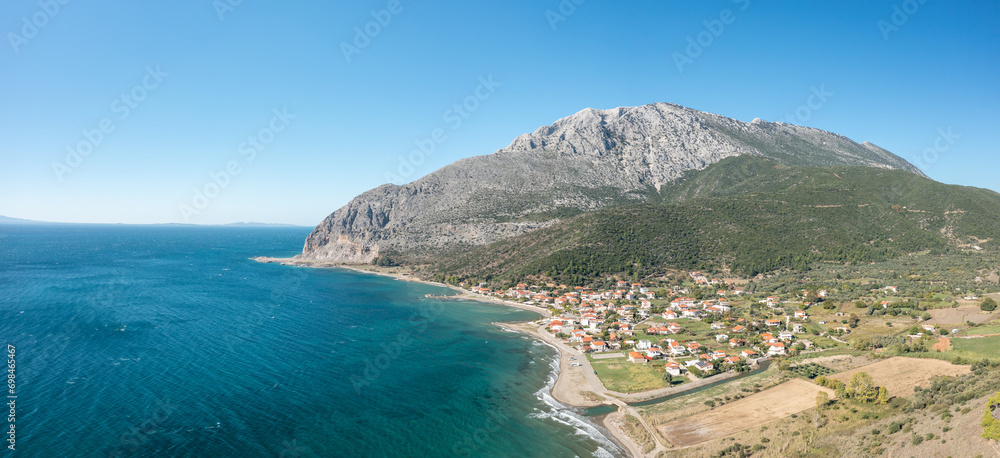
[430,157,1000,283]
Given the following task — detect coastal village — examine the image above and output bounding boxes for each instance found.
[461,272,833,384]
[323,255,1000,456]
[446,269,1000,456]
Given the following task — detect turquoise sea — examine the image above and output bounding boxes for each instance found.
[0,225,623,457]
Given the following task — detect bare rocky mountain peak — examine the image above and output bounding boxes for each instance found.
[301,102,925,263]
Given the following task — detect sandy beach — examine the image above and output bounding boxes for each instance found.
[252,256,655,457]
[505,321,666,457]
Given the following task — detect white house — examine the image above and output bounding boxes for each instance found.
[692,361,714,372]
[667,341,686,356]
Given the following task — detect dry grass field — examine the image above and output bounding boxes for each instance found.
[658,378,833,447]
[925,305,996,325]
[827,356,970,396]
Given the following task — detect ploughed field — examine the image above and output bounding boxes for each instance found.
[924,305,996,325]
[658,378,833,447]
[656,356,972,448]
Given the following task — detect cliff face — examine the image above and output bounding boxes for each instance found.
[301,102,923,263]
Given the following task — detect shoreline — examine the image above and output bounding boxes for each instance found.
[252,256,649,457]
[251,257,553,317]
[504,321,655,458]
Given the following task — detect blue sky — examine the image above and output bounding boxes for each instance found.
[1,1,997,225]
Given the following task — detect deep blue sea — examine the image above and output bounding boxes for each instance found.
[0,225,622,457]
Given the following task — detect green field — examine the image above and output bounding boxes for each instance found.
[588,357,673,393]
[951,336,1000,360]
[964,324,1000,336]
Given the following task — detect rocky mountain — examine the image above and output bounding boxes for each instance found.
[301,103,924,263]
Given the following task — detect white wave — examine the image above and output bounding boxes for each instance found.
[592,447,615,458]
[527,342,627,457]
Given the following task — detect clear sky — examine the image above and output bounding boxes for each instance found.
[1,1,998,225]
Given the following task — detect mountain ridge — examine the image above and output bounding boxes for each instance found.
[301,102,926,264]
[430,156,1000,282]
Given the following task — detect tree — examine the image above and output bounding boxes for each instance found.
[663,372,673,384]
[982,297,998,312]
[983,391,1000,441]
[835,383,847,399]
[816,391,830,409]
[876,386,889,405]
[848,372,879,403]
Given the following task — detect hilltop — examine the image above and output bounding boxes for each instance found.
[431,156,1000,283]
[300,103,924,264]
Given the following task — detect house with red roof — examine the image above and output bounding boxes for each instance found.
[665,362,685,376]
